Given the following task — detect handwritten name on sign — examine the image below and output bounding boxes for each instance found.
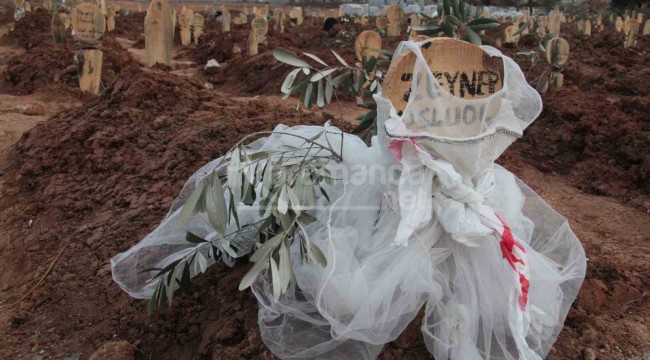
[398,70,502,102]
[71,3,105,40]
[383,39,504,119]
[401,102,491,128]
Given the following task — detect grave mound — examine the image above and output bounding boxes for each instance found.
[0,7,51,49]
[1,35,139,95]
[0,66,349,359]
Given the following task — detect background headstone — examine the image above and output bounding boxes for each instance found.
[106,4,116,32]
[145,0,173,66]
[71,2,105,94]
[52,12,67,43]
[178,6,193,47]
[386,4,401,37]
[548,10,565,38]
[252,16,268,46]
[624,19,639,48]
[221,5,231,32]
[354,30,381,62]
[376,16,387,31]
[289,7,303,26]
[248,29,258,56]
[191,13,204,45]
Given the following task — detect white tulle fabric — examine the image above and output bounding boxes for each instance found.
[111,42,586,359]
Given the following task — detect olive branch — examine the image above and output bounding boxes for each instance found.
[142,129,343,314]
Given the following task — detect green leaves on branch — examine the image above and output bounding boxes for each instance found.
[415,0,500,46]
[273,47,387,113]
[146,130,343,314]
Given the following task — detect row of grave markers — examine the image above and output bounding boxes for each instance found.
[15,0,649,95]
[503,10,649,48]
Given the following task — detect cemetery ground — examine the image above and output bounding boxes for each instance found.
[0,4,648,360]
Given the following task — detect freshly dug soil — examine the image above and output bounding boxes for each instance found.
[0,7,52,49]
[0,13,648,360]
[502,24,650,211]
[0,35,140,95]
[191,23,366,95]
[0,5,13,26]
[113,11,146,42]
[0,67,351,360]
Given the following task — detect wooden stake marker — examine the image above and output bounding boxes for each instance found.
[251,16,268,46]
[221,5,231,32]
[386,4,401,37]
[178,7,193,47]
[52,11,68,43]
[624,19,639,48]
[376,16,387,31]
[106,5,116,32]
[546,38,569,66]
[382,38,504,115]
[248,29,258,56]
[192,13,204,45]
[546,37,569,90]
[289,7,303,26]
[71,2,105,95]
[144,0,173,66]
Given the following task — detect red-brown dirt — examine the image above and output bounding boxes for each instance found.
[0,9,647,360]
[503,24,650,212]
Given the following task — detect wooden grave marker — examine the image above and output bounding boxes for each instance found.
[106,4,116,32]
[248,28,258,56]
[376,16,387,31]
[221,5,231,32]
[258,5,269,18]
[355,30,381,63]
[615,16,623,32]
[386,4,401,37]
[289,7,303,26]
[191,12,204,45]
[581,19,591,36]
[644,20,650,36]
[548,10,565,38]
[546,37,569,90]
[382,38,505,135]
[251,16,268,46]
[624,19,639,48]
[52,11,68,43]
[360,16,368,26]
[354,30,382,104]
[144,0,173,66]
[71,2,105,94]
[409,13,421,26]
[178,7,194,46]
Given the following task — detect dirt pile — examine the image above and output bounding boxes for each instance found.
[113,11,145,42]
[190,23,361,95]
[502,24,650,211]
[0,8,52,49]
[0,35,140,95]
[0,5,13,26]
[0,66,349,359]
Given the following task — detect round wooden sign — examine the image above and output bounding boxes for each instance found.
[545,37,569,66]
[354,30,382,62]
[382,38,504,114]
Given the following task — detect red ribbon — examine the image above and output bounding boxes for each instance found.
[496,214,529,310]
